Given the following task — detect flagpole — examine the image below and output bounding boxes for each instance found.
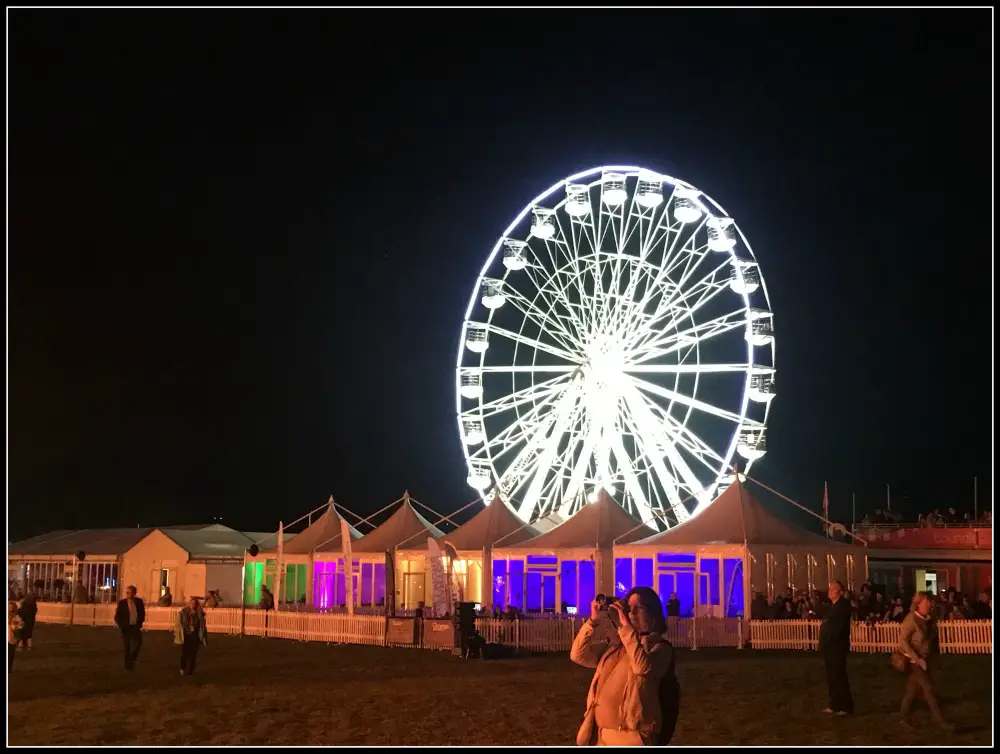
[974,476,978,522]
[886,483,891,511]
[851,492,856,533]
[823,481,830,538]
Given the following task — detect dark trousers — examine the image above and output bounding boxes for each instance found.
[823,650,853,713]
[8,642,15,673]
[180,635,201,675]
[900,664,946,723]
[121,626,143,670]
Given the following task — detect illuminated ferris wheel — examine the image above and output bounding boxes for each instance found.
[455,166,776,531]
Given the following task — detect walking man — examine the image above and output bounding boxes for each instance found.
[819,580,853,715]
[898,592,953,733]
[115,585,145,671]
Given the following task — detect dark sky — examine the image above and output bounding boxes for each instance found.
[9,10,992,541]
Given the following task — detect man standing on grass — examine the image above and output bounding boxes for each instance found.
[115,585,145,672]
[819,580,853,716]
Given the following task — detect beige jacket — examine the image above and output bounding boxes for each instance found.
[898,610,936,662]
[570,618,674,746]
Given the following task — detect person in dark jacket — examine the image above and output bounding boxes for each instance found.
[819,580,853,715]
[114,585,146,671]
[17,593,38,650]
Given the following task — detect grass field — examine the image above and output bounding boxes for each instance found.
[6,625,992,746]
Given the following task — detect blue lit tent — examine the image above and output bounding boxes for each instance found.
[614,480,864,620]
[492,490,654,614]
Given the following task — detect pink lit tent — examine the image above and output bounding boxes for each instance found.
[315,495,443,611]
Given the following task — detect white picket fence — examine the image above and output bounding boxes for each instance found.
[749,619,993,654]
[30,603,992,655]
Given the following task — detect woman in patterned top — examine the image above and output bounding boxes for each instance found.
[174,596,208,676]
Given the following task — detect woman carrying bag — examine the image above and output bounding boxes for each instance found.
[175,596,208,677]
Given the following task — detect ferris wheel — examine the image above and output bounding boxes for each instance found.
[455,166,776,530]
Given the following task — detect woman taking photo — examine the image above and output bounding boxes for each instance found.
[570,586,679,746]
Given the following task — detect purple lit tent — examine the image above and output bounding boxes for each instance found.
[316,495,443,611]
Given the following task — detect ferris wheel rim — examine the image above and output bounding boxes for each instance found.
[455,165,776,525]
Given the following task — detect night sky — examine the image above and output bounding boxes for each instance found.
[9,10,992,541]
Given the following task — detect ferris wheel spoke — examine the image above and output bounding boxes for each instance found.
[472,373,573,419]
[627,259,732,349]
[557,418,600,518]
[518,251,591,340]
[632,308,747,364]
[503,288,583,354]
[490,378,577,501]
[609,206,676,337]
[656,410,730,469]
[622,385,709,512]
[479,365,578,374]
[660,258,732,318]
[623,363,748,374]
[618,398,687,522]
[474,383,574,460]
[629,373,743,424]
[643,401,729,479]
[487,323,580,363]
[516,381,584,519]
[618,246,718,349]
[609,427,656,526]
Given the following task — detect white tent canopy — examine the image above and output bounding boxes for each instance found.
[615,480,866,620]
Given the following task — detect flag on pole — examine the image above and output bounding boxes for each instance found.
[341,518,354,616]
[443,541,462,606]
[276,521,284,606]
[384,550,395,617]
[426,538,449,617]
[823,482,830,538]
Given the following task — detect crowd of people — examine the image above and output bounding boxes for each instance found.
[858,507,992,526]
[751,582,992,623]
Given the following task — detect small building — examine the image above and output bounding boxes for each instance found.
[853,523,992,597]
[124,524,287,606]
[8,523,289,606]
[8,528,161,603]
[7,524,238,603]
